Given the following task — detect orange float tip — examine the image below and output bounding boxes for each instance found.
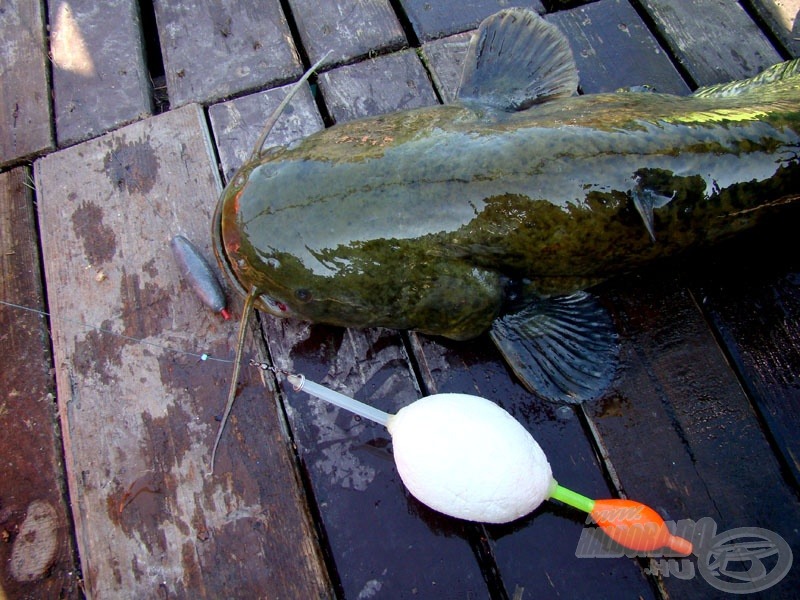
[220,307,231,320]
[591,498,693,556]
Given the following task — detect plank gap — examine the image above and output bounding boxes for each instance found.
[138,0,169,113]
[626,0,702,89]
[738,0,795,60]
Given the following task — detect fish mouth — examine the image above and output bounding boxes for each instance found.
[212,195,297,319]
[212,192,248,301]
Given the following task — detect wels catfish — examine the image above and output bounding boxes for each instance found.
[209,9,800,468]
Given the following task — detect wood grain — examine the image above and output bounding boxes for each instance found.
[35,105,331,598]
[746,0,800,57]
[398,0,545,41]
[1,167,81,599]
[637,0,783,85]
[48,0,152,146]
[286,0,406,66]
[548,0,690,95]
[153,0,302,107]
[317,49,438,123]
[0,0,52,166]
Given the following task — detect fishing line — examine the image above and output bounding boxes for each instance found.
[0,299,235,364]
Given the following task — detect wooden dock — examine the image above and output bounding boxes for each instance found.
[2,0,799,598]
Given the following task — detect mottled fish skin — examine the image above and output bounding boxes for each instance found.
[213,10,800,345]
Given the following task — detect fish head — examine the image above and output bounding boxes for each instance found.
[213,171,503,340]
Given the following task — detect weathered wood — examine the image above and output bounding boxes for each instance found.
[746,0,800,57]
[637,0,783,85]
[0,167,81,599]
[48,0,152,146]
[398,0,545,41]
[153,0,302,107]
[421,32,473,103]
[34,105,331,598]
[422,0,691,104]
[409,333,657,598]
[208,81,324,181]
[585,273,800,597]
[285,0,406,66]
[0,0,53,166]
[691,223,800,490]
[548,0,690,94]
[317,49,438,123]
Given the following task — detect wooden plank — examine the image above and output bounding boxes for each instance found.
[409,334,657,598]
[422,0,691,106]
[585,272,800,597]
[48,0,152,146]
[1,168,81,598]
[547,0,691,95]
[397,0,544,41]
[317,49,438,123]
[210,69,490,600]
[153,0,302,107]
[208,81,324,182]
[34,104,331,598]
[285,0,406,66]
[421,32,473,103]
[636,0,783,85]
[746,0,800,57]
[690,221,800,489]
[0,0,53,167]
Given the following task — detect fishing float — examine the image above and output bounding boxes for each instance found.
[285,373,693,555]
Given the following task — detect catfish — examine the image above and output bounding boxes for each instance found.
[208,9,800,468]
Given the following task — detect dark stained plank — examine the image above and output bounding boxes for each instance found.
[0,0,53,167]
[34,105,331,598]
[266,322,491,598]
[547,0,690,95]
[210,74,490,599]
[153,0,302,107]
[317,49,438,123]
[208,81,324,182]
[746,0,800,57]
[397,0,545,41]
[690,220,800,490]
[636,0,783,85]
[285,0,406,66]
[0,167,81,599]
[586,273,800,597]
[48,0,152,146]
[409,333,657,598]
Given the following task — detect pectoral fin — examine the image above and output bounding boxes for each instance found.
[490,292,618,404]
[631,170,678,241]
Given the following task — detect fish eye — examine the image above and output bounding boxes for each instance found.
[295,288,313,303]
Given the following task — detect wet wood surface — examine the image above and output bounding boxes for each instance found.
[2,0,799,597]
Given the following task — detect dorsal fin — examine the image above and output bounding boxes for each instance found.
[692,58,800,99]
[457,9,579,111]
